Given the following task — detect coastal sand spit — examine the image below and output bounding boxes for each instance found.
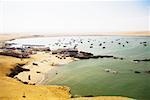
[15,52,76,84]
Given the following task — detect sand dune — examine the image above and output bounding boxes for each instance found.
[0,31,149,42]
[0,55,71,100]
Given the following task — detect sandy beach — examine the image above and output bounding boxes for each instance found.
[14,52,77,85]
[0,54,72,100]
[0,31,150,42]
[0,34,29,42]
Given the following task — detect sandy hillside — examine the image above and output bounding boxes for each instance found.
[44,31,150,36]
[0,34,26,42]
[0,55,71,100]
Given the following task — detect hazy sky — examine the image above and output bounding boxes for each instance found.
[0,0,149,33]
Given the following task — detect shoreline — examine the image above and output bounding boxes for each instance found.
[13,52,76,85]
[0,54,72,99]
[0,34,137,99]
[5,52,133,100]
[1,31,150,36]
[0,31,150,42]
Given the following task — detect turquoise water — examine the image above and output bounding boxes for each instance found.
[45,59,150,99]
[9,36,150,100]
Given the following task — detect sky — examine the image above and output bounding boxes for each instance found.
[0,0,149,33]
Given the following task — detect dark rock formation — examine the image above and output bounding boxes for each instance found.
[28,75,31,80]
[0,50,30,58]
[113,57,124,60]
[134,71,141,74]
[92,55,113,59]
[22,82,28,84]
[32,62,38,66]
[133,59,150,62]
[83,95,94,97]
[36,71,41,73]
[76,51,93,59]
[52,48,121,59]
[8,63,30,78]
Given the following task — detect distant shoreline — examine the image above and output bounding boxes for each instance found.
[0,31,150,42]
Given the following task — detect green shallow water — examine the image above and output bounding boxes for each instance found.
[45,59,150,100]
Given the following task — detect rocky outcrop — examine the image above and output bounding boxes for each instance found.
[7,63,30,78]
[133,59,150,62]
[52,48,93,59]
[52,48,123,59]
[0,50,30,58]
